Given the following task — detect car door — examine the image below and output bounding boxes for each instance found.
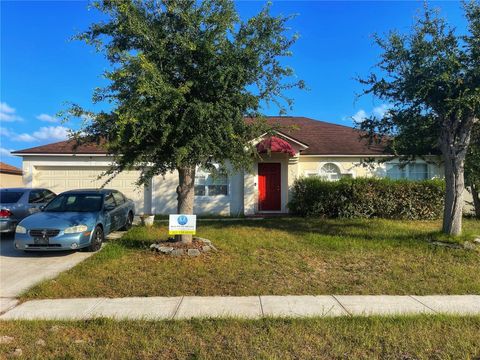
[112,191,127,228]
[103,192,117,232]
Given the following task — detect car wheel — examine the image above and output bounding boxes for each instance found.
[120,212,133,231]
[85,226,104,252]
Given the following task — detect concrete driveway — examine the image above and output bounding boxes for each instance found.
[0,233,96,312]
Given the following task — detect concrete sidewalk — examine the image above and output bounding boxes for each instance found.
[1,295,479,320]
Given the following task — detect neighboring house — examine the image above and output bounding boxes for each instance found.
[0,162,23,188]
[12,116,445,216]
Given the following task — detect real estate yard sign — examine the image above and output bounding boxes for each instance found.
[169,214,197,235]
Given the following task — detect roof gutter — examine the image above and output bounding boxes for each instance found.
[12,153,111,157]
[0,170,23,175]
[300,154,394,158]
[14,153,397,158]
[300,154,441,158]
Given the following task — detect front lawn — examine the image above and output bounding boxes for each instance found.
[22,218,480,299]
[0,316,479,359]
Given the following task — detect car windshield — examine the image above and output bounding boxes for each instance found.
[0,191,24,204]
[44,194,103,212]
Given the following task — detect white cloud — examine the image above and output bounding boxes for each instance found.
[9,126,69,142]
[36,113,60,123]
[17,126,69,142]
[0,102,23,122]
[31,126,69,141]
[0,102,15,114]
[0,147,14,158]
[372,104,392,119]
[352,109,368,123]
[14,133,37,142]
[351,104,392,124]
[0,127,12,137]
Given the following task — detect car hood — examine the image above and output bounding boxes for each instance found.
[19,211,98,230]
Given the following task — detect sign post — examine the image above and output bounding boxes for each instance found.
[169,214,197,235]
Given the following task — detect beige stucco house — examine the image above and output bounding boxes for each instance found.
[0,162,23,188]
[13,116,448,216]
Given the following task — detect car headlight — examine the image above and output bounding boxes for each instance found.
[15,225,27,234]
[64,225,88,234]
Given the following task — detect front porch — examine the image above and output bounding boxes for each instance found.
[244,134,307,215]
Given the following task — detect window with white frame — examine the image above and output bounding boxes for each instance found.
[386,163,429,180]
[194,167,228,196]
[305,164,352,180]
[305,172,319,178]
[320,163,341,181]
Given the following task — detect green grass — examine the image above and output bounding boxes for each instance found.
[21,218,480,299]
[0,316,479,359]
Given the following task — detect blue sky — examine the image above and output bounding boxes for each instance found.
[0,0,468,167]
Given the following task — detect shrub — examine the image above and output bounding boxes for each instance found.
[288,177,445,220]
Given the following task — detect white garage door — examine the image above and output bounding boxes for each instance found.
[33,166,145,212]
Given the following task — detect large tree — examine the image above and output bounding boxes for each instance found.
[69,0,303,243]
[358,2,480,236]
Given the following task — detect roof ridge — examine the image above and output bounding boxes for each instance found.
[11,139,74,154]
[262,116,360,131]
[12,116,387,156]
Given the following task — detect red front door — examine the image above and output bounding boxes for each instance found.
[258,163,281,211]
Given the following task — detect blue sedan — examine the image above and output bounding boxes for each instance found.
[14,189,135,252]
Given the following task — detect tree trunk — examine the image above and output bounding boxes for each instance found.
[440,123,471,236]
[175,166,195,244]
[442,154,465,236]
[472,185,480,219]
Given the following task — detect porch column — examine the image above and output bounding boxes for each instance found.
[243,169,257,215]
[287,154,300,210]
[143,178,153,215]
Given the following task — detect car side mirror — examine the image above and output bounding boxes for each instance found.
[104,204,115,212]
[39,205,45,211]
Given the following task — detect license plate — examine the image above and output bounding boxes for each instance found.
[34,237,49,245]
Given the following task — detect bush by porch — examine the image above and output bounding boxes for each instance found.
[289,177,445,219]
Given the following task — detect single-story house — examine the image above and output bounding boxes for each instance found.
[12,116,450,216]
[0,162,24,188]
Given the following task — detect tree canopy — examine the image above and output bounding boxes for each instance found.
[69,0,304,184]
[357,2,480,235]
[66,0,304,243]
[359,2,479,157]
